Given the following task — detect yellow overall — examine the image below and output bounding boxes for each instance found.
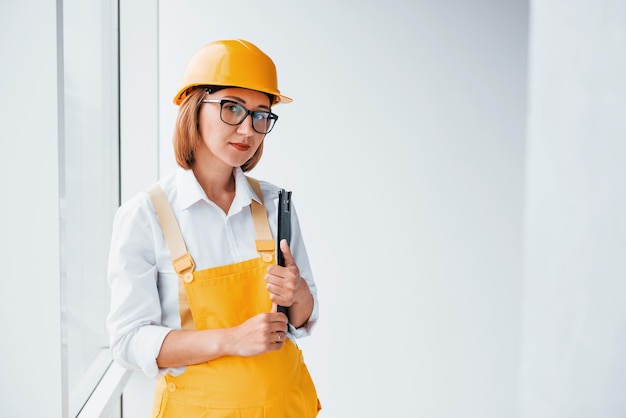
[147,177,320,418]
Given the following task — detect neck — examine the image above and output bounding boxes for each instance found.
[192,163,236,214]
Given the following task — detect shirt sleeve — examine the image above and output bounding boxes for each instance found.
[105,194,182,378]
[286,201,320,339]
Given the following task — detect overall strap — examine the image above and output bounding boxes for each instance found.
[246,176,275,261]
[146,184,195,281]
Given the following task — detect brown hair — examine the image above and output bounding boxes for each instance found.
[173,86,265,172]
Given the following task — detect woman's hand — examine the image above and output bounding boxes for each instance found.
[265,239,303,307]
[265,239,314,328]
[226,308,288,357]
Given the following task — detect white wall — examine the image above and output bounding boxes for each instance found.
[520,1,626,416]
[121,1,529,417]
[0,1,65,417]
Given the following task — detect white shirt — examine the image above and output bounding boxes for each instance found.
[106,167,318,378]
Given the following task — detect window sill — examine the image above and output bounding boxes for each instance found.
[77,354,132,418]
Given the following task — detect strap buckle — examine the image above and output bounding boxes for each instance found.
[256,239,275,263]
[173,252,195,282]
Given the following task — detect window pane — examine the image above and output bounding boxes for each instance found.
[61,1,119,415]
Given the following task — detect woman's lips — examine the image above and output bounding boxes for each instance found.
[230,143,251,152]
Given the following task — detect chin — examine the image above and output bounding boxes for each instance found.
[225,158,250,169]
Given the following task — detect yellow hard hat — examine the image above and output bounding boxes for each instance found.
[173,39,292,106]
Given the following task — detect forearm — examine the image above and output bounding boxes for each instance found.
[156,328,228,368]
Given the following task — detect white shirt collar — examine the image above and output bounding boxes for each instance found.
[175,167,262,212]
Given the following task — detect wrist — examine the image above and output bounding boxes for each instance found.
[203,328,229,358]
[294,276,311,304]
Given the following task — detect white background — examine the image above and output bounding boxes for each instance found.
[2,0,625,417]
[520,1,626,416]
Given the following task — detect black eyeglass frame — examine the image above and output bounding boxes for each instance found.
[202,98,279,134]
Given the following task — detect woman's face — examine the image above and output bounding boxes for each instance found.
[196,87,272,170]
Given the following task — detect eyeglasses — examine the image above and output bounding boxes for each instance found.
[202,98,279,134]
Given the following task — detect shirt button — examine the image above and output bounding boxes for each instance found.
[262,253,273,262]
[167,382,176,392]
[183,273,193,283]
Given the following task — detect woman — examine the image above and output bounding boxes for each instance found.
[106,39,321,417]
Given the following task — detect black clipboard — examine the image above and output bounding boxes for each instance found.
[276,189,292,315]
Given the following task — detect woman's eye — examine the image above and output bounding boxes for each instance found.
[252,112,269,121]
[224,103,245,116]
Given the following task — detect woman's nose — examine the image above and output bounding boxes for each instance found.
[236,114,255,135]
